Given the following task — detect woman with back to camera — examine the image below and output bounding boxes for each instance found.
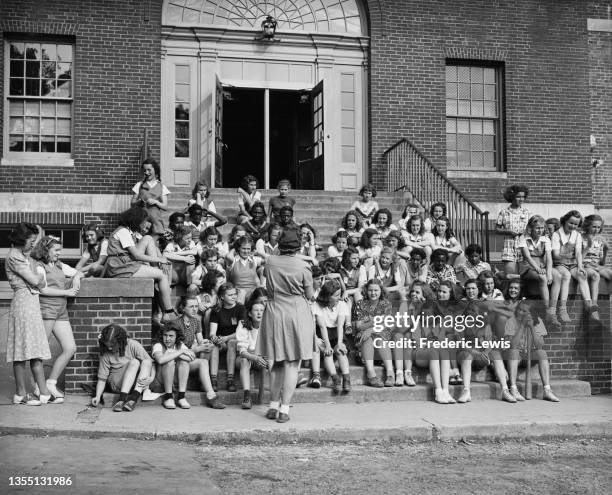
[256,227,315,423]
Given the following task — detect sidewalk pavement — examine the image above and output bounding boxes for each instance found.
[1,393,610,444]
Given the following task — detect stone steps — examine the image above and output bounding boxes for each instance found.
[107,379,590,407]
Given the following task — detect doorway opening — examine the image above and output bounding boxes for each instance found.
[219,86,324,189]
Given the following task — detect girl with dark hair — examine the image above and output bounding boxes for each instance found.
[199,270,226,334]
[357,228,383,269]
[496,184,530,275]
[402,214,434,261]
[243,201,269,242]
[372,208,397,238]
[298,223,319,265]
[350,184,379,226]
[432,215,463,266]
[226,236,264,304]
[91,323,154,412]
[424,202,447,233]
[328,230,350,260]
[188,180,216,215]
[105,206,175,322]
[255,223,282,258]
[256,227,315,422]
[198,226,229,260]
[339,210,364,247]
[131,158,169,235]
[75,224,108,277]
[237,175,261,225]
[31,235,84,400]
[352,279,395,388]
[6,223,57,406]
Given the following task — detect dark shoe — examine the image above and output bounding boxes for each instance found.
[296,374,308,388]
[211,378,218,392]
[384,375,395,387]
[227,379,237,392]
[122,399,137,412]
[205,396,226,409]
[342,375,351,394]
[331,375,342,394]
[308,375,321,389]
[112,400,125,412]
[265,408,278,420]
[367,376,384,388]
[276,412,290,423]
[241,391,252,409]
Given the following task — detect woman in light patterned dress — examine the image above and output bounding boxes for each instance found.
[5,223,60,405]
[495,185,530,276]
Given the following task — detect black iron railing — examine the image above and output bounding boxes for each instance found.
[384,138,490,261]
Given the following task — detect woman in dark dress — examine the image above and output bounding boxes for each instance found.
[256,228,315,423]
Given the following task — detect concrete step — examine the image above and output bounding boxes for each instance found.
[112,379,590,408]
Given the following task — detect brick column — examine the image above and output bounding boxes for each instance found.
[64,278,154,393]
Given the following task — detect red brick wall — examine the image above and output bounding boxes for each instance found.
[0,0,162,194]
[369,0,592,204]
[588,2,612,209]
[66,295,153,393]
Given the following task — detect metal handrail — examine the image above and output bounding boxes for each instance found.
[384,138,491,261]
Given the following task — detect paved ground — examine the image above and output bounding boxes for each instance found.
[0,435,610,495]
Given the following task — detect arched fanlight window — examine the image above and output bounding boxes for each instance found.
[164,0,364,35]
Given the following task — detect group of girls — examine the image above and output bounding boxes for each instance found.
[7,161,609,411]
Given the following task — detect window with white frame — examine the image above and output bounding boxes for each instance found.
[446,61,504,171]
[5,40,73,159]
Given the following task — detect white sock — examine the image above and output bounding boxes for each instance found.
[206,391,216,400]
[279,404,290,414]
[544,385,551,391]
[269,400,280,410]
[46,379,57,385]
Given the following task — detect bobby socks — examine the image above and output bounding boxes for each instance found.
[206,391,216,400]
[279,404,290,414]
[269,400,280,410]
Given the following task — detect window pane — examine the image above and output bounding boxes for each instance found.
[471,135,483,151]
[484,68,495,84]
[41,79,56,97]
[483,135,495,150]
[470,120,482,134]
[446,119,456,133]
[341,128,355,146]
[56,79,71,97]
[10,79,24,96]
[457,120,470,134]
[10,60,24,77]
[9,117,24,134]
[458,100,470,115]
[446,99,457,115]
[446,150,458,168]
[57,45,73,62]
[41,101,55,116]
[483,121,494,134]
[458,83,470,99]
[446,133,456,150]
[175,103,189,120]
[484,152,495,167]
[26,43,40,60]
[175,84,189,101]
[484,84,496,100]
[42,61,56,79]
[10,42,25,59]
[57,136,71,153]
[26,61,40,77]
[25,136,40,152]
[471,101,483,116]
[58,63,72,80]
[26,102,39,116]
[175,140,189,157]
[471,67,483,83]
[175,121,189,139]
[57,119,71,135]
[41,136,55,152]
[25,117,40,134]
[446,65,457,82]
[458,66,470,82]
[471,152,484,167]
[9,101,24,116]
[57,102,71,118]
[9,136,24,152]
[175,65,190,84]
[42,44,57,60]
[483,101,497,117]
[458,151,470,168]
[471,84,483,99]
[26,79,40,96]
[446,82,457,98]
[63,230,80,249]
[457,134,470,150]
[41,118,55,134]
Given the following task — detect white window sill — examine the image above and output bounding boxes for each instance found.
[1,156,74,167]
[447,170,507,179]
